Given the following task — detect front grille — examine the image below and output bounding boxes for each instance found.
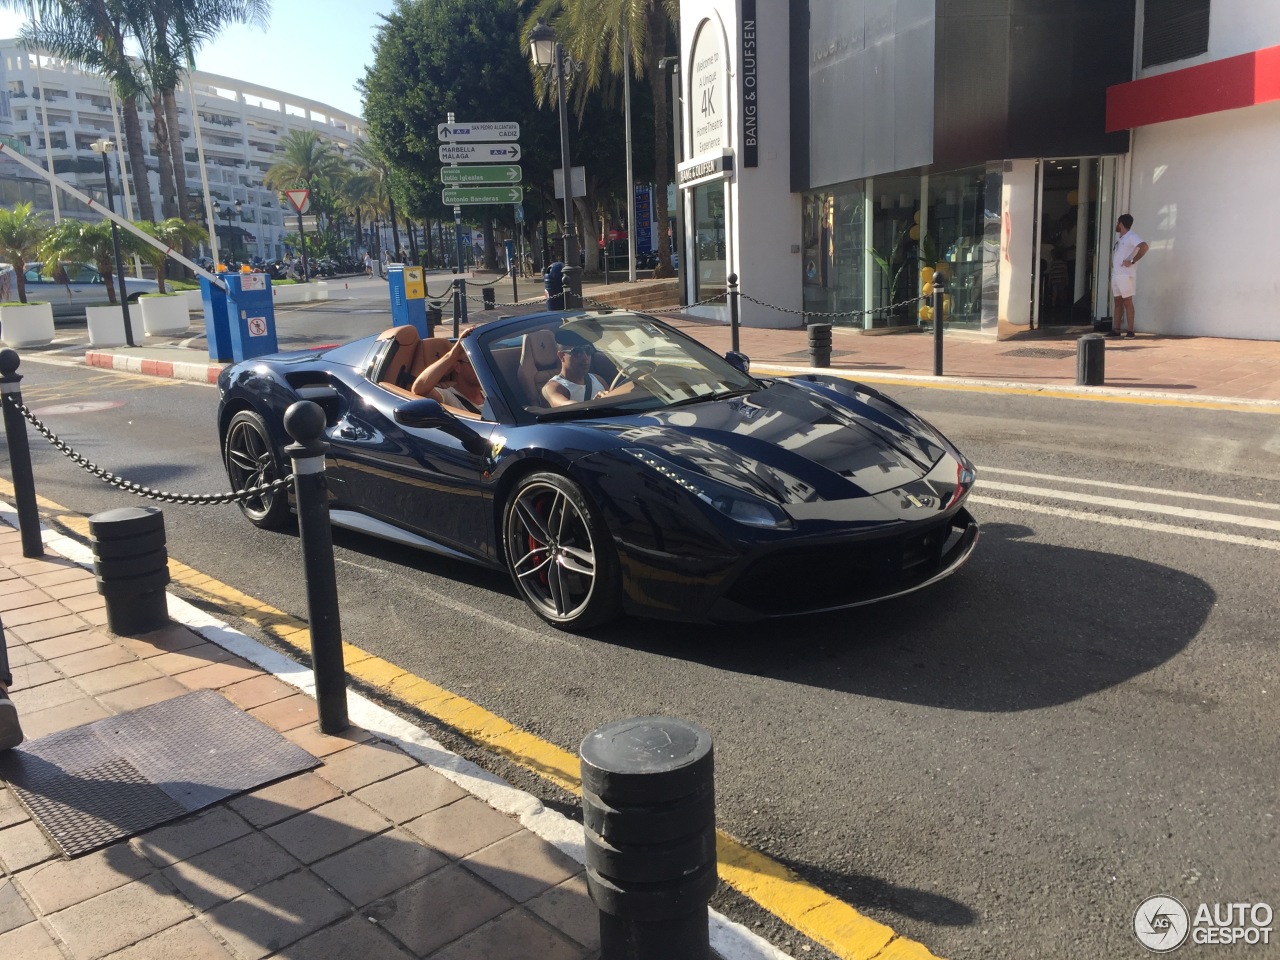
[725,518,953,616]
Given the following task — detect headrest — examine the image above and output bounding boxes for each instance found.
[377,325,420,346]
[521,329,559,369]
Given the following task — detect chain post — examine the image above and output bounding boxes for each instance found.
[727,273,741,355]
[0,350,43,558]
[283,401,348,734]
[932,275,946,377]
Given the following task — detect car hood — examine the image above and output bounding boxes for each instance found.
[590,377,950,503]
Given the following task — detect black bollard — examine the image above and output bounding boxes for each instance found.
[1077,333,1106,386]
[0,350,43,558]
[283,401,348,734]
[482,286,496,311]
[727,273,741,355]
[89,507,170,635]
[581,717,717,960]
[426,302,442,337]
[808,322,832,367]
[932,275,946,377]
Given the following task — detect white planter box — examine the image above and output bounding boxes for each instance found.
[0,301,55,348]
[181,289,204,311]
[139,294,190,337]
[85,304,144,347]
[271,282,329,305]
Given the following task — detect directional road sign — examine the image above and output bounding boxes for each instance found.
[441,165,522,185]
[285,189,311,214]
[442,186,524,205]
[438,122,519,142]
[439,143,522,164]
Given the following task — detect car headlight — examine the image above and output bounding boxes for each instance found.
[623,448,792,529]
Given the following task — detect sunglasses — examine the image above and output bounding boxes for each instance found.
[563,345,595,357]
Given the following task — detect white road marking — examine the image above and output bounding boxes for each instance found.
[977,481,1280,533]
[978,465,1280,512]
[969,495,1280,551]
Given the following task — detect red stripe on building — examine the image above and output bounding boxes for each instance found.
[1106,44,1280,131]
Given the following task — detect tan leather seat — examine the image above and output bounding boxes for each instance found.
[517,329,560,407]
[376,326,421,390]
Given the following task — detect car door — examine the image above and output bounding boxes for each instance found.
[324,380,496,561]
[24,265,76,317]
[66,263,108,309]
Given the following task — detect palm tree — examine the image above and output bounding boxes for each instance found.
[524,0,679,276]
[264,130,345,194]
[0,203,50,303]
[134,217,205,292]
[14,0,156,221]
[352,139,402,262]
[39,219,142,304]
[339,172,377,258]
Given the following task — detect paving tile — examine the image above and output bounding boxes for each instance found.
[24,628,108,657]
[247,694,318,733]
[132,808,253,869]
[97,676,191,713]
[4,642,36,668]
[525,874,599,951]
[60,592,106,614]
[18,696,112,739]
[282,722,372,758]
[163,832,299,912]
[371,863,513,956]
[430,906,586,960]
[460,831,581,904]
[7,659,60,690]
[227,773,342,829]
[10,677,82,713]
[0,576,36,596]
[219,674,298,711]
[41,577,101,601]
[9,616,91,644]
[0,789,30,829]
[352,767,467,824]
[403,797,520,861]
[116,624,207,659]
[100,918,233,960]
[312,827,447,906]
[148,645,236,676]
[17,843,154,914]
[273,913,413,960]
[80,607,110,627]
[74,660,167,696]
[201,869,348,960]
[173,658,262,692]
[0,878,33,934]
[46,874,193,960]
[264,797,390,864]
[0,588,52,613]
[0,920,64,960]
[25,567,93,589]
[2,601,72,626]
[315,741,416,793]
[7,559,78,577]
[49,644,139,678]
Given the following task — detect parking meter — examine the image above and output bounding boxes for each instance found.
[200,274,233,362]
[544,261,565,310]
[387,264,428,336]
[223,272,278,361]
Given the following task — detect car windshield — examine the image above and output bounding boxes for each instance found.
[478,312,758,422]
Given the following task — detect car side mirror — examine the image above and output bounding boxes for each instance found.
[393,398,489,456]
[724,351,751,374]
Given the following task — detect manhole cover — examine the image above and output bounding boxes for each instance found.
[1000,347,1076,360]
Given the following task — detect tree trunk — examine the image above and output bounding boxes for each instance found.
[482,219,497,271]
[163,88,191,220]
[647,5,673,278]
[120,96,155,223]
[388,197,402,261]
[579,197,602,279]
[14,261,27,303]
[406,218,419,263]
[150,95,178,219]
[424,218,435,268]
[98,258,118,304]
[354,209,363,255]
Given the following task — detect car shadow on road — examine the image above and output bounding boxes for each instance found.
[596,522,1216,713]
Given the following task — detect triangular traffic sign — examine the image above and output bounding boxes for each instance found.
[285,189,311,214]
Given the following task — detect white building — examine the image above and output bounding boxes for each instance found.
[0,39,364,261]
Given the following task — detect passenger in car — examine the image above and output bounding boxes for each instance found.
[543,328,610,406]
[410,328,486,416]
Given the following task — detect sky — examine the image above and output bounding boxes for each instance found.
[0,0,395,118]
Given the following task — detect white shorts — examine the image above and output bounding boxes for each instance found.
[1111,274,1136,299]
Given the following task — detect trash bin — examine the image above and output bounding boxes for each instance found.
[544,261,566,310]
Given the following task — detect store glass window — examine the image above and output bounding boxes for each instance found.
[801,186,866,323]
[926,165,990,329]
[869,176,921,327]
[692,183,726,304]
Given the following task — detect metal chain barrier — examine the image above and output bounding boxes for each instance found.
[3,394,293,506]
[738,292,922,322]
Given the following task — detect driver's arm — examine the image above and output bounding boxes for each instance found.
[542,379,574,407]
[411,329,472,397]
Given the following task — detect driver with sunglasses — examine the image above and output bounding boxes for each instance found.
[543,329,611,406]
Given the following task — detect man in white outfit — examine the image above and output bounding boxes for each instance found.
[1110,214,1149,339]
[543,329,609,406]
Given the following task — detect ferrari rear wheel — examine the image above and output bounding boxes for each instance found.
[224,410,290,529]
[503,472,621,630]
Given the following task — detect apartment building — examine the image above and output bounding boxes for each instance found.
[0,39,364,261]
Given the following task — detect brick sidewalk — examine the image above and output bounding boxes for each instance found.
[0,529,599,960]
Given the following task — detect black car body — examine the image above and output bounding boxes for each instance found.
[217,310,978,628]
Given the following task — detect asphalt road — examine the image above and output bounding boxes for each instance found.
[4,349,1278,960]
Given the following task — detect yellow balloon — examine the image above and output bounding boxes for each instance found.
[943,295,952,311]
[909,225,920,240]
[920,266,934,284]
[919,305,933,321]
[922,282,934,297]
[1066,190,1079,206]
[913,210,921,223]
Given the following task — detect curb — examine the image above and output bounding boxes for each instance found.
[86,349,223,384]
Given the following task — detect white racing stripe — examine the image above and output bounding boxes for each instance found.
[977,481,1280,534]
[978,465,1280,512]
[969,494,1280,551]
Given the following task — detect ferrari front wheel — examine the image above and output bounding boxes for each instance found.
[224,410,290,529]
[503,472,621,630]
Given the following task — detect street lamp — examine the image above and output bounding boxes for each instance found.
[90,138,133,346]
[212,198,243,261]
[530,19,581,308]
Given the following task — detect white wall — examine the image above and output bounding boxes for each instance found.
[680,0,802,328]
[1128,98,1280,339]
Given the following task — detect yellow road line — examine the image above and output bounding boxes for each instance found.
[4,484,941,960]
[754,366,1280,414]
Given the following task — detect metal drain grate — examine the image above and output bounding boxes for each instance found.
[999,347,1076,360]
[0,689,319,857]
